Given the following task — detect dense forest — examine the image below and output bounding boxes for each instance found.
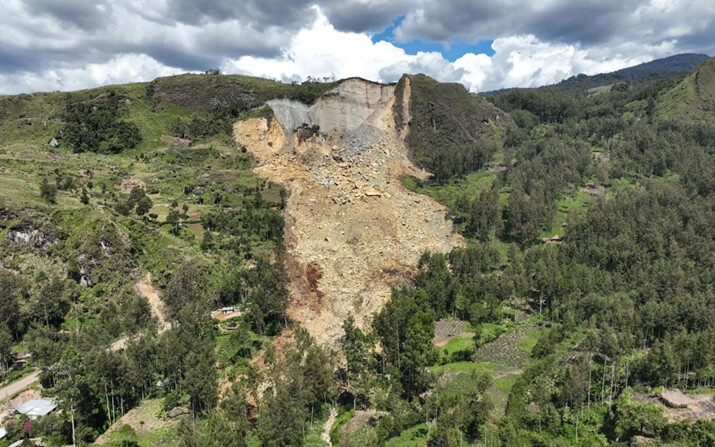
[1,58,715,447]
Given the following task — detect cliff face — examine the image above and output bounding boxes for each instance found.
[235,78,462,344]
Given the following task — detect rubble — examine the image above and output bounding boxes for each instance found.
[235,77,462,344]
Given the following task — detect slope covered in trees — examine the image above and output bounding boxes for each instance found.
[396,74,513,183]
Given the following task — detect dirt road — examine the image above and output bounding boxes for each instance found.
[0,371,40,403]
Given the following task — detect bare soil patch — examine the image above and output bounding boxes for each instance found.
[118,178,146,194]
[135,272,169,332]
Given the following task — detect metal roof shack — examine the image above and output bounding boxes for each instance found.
[14,399,57,419]
[0,426,7,439]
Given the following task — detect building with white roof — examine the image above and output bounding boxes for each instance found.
[14,399,57,419]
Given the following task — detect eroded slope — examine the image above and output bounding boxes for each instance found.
[235,78,462,343]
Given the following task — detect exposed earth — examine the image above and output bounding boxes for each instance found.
[235,78,462,344]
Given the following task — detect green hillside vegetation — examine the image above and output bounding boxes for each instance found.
[390,64,715,446]
[542,53,709,95]
[395,74,513,183]
[1,63,715,447]
[0,73,338,447]
[657,56,715,122]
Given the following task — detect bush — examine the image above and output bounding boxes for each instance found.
[163,391,183,411]
[40,178,57,203]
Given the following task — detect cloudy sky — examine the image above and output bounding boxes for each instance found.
[1,0,713,94]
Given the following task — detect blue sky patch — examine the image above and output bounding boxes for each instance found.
[371,17,495,61]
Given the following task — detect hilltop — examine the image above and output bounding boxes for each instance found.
[546,53,709,94]
[657,56,715,121]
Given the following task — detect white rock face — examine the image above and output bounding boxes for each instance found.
[267,78,394,135]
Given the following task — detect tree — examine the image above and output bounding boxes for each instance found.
[164,261,206,318]
[0,325,13,373]
[30,276,67,330]
[201,230,214,250]
[166,209,181,235]
[80,188,90,205]
[40,178,57,203]
[135,196,153,217]
[340,317,373,408]
[0,269,24,338]
[183,337,218,414]
[415,252,457,317]
[373,288,436,397]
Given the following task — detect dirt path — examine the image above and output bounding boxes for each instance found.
[0,371,40,403]
[136,272,169,331]
[110,273,169,351]
[235,78,462,344]
[322,406,337,446]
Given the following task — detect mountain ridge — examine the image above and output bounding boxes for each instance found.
[485,52,709,95]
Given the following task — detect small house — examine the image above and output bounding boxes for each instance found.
[14,399,57,420]
[13,353,32,369]
[541,235,563,244]
[0,427,7,439]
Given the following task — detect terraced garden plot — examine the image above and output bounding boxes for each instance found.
[473,325,537,368]
[433,319,468,347]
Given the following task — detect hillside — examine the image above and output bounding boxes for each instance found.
[235,77,464,343]
[1,65,715,447]
[656,56,715,121]
[547,53,709,94]
[397,74,512,182]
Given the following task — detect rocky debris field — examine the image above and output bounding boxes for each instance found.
[235,78,462,344]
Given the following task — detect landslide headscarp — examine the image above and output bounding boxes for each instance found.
[234,78,462,344]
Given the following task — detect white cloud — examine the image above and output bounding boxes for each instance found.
[0,54,179,94]
[0,2,710,95]
[223,11,408,82]
[221,12,678,93]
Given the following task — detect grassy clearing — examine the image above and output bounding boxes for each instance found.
[440,336,473,356]
[97,399,181,447]
[385,424,429,447]
[516,326,546,355]
[539,189,592,239]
